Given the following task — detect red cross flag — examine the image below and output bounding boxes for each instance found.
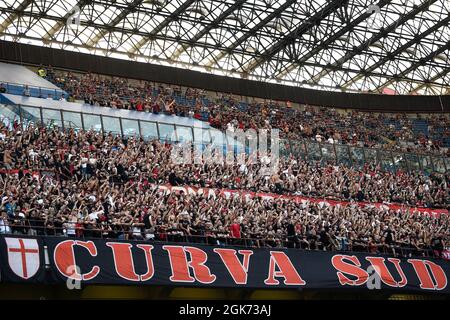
[5,238,40,279]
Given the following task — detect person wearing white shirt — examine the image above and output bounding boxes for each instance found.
[239,163,248,174]
[0,213,11,234]
[131,218,144,240]
[315,134,323,142]
[64,215,77,237]
[23,85,31,97]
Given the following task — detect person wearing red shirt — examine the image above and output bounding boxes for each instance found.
[75,219,84,238]
[152,166,159,181]
[230,219,241,239]
[136,100,144,112]
[152,102,160,114]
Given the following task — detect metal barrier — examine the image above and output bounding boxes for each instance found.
[0,81,68,100]
[0,218,440,259]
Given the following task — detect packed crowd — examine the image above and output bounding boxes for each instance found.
[46,69,450,156]
[1,123,448,208]
[0,122,448,257]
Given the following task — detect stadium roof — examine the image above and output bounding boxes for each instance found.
[0,0,449,95]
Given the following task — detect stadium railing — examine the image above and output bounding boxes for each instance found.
[0,219,440,259]
[0,81,68,100]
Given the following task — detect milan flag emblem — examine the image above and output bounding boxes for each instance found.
[5,238,40,279]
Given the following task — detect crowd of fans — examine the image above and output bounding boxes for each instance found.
[45,68,449,156]
[1,122,448,208]
[0,66,447,257]
[0,122,448,257]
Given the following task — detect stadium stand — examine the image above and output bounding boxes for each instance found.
[0,0,448,299]
[0,108,448,258]
[0,62,67,101]
[44,68,449,156]
[1,63,448,156]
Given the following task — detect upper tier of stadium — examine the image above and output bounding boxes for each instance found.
[47,67,450,155]
[0,60,448,176]
[2,63,450,153]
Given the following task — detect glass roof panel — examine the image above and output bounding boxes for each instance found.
[0,0,447,95]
